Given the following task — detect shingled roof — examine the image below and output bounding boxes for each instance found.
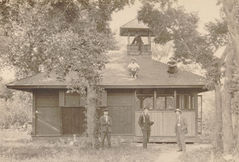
[7,51,206,90]
[121,18,149,29]
[120,18,154,36]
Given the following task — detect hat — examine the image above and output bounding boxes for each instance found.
[175,109,182,113]
[103,109,109,112]
[143,105,150,110]
[131,58,136,61]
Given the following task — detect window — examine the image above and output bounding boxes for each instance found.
[166,96,174,109]
[155,95,174,110]
[176,95,194,110]
[156,96,165,110]
[135,91,195,111]
[136,94,153,110]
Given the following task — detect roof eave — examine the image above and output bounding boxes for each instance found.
[7,84,206,90]
[6,84,67,91]
[120,28,155,37]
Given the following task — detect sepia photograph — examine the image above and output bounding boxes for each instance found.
[0,0,239,161]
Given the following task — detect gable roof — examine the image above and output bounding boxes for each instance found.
[120,19,154,36]
[121,18,149,29]
[7,51,206,91]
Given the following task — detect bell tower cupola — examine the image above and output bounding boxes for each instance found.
[120,18,154,56]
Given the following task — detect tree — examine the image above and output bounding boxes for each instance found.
[220,0,239,154]
[138,2,214,66]
[206,19,235,154]
[0,77,13,101]
[137,0,230,158]
[0,0,134,147]
[205,0,239,155]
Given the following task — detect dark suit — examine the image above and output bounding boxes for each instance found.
[131,35,143,53]
[138,113,154,148]
[99,115,112,147]
[175,115,188,151]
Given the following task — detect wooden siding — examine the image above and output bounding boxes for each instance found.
[36,91,58,107]
[109,106,133,134]
[135,111,196,137]
[59,90,106,107]
[62,107,86,135]
[107,91,134,135]
[108,92,133,106]
[35,90,61,136]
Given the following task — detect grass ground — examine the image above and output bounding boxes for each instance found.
[0,129,213,162]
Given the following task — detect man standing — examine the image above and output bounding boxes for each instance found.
[131,34,144,54]
[138,107,154,149]
[99,109,112,148]
[175,109,188,152]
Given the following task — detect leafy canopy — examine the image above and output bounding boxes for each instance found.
[0,0,134,93]
[138,2,214,67]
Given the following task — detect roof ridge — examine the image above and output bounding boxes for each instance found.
[121,18,138,28]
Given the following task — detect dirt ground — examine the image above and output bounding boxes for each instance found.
[0,129,212,162]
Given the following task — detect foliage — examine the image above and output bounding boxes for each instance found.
[0,0,134,147]
[0,76,13,100]
[85,0,135,32]
[137,1,221,92]
[205,19,228,50]
[0,91,31,129]
[138,2,214,69]
[1,1,111,80]
[0,129,160,162]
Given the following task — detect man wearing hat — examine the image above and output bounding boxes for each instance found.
[175,108,188,152]
[99,109,112,148]
[138,106,154,148]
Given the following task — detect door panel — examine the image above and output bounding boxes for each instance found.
[36,107,61,135]
[62,108,86,135]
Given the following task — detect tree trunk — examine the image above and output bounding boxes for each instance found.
[221,88,234,153]
[221,45,234,154]
[221,0,239,66]
[222,65,234,153]
[235,111,239,149]
[213,85,224,155]
[86,84,97,148]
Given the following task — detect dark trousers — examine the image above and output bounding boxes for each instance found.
[101,131,111,148]
[176,128,186,151]
[137,43,142,54]
[129,69,138,78]
[141,129,150,148]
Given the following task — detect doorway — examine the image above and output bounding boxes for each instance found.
[62,107,86,135]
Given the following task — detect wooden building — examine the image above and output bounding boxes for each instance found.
[7,19,206,142]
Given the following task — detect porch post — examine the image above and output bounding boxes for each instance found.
[59,90,65,135]
[128,33,130,45]
[174,90,177,109]
[153,89,157,109]
[148,34,151,45]
[133,89,137,134]
[194,93,199,136]
[32,90,36,136]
